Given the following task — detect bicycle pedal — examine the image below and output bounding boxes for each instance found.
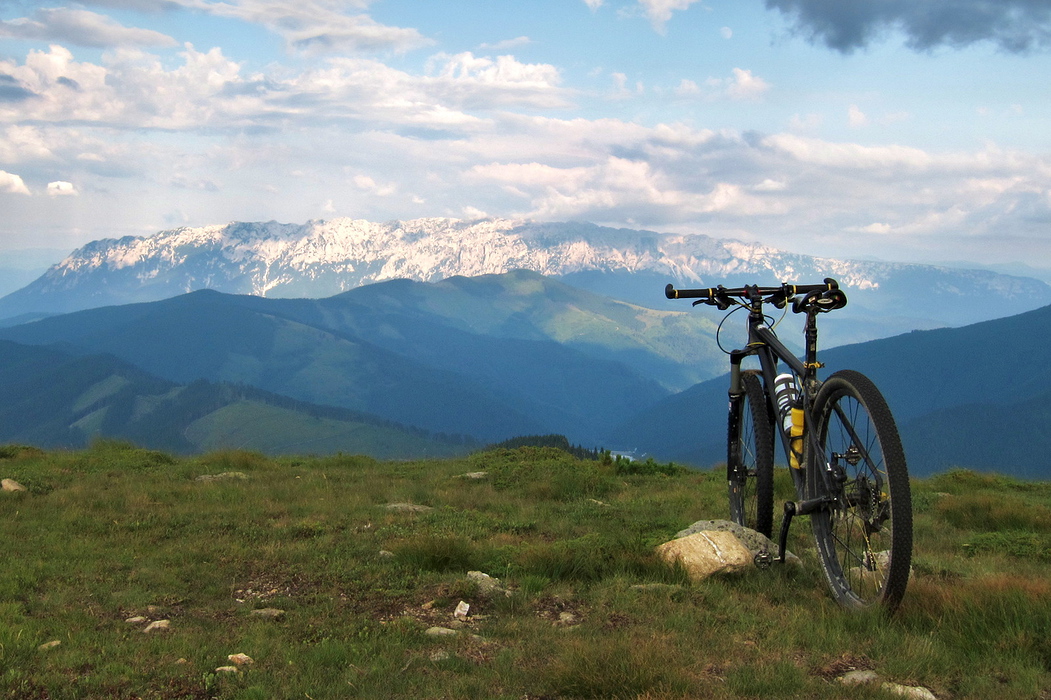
[753,551,773,570]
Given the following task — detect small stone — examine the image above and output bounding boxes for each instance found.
[429,651,451,662]
[425,626,459,637]
[458,471,488,479]
[378,550,395,559]
[467,571,512,598]
[175,658,189,665]
[215,666,239,674]
[125,616,148,624]
[228,653,254,666]
[384,503,433,512]
[453,601,470,619]
[37,640,61,651]
[882,682,937,700]
[839,670,880,686]
[195,472,249,483]
[142,620,170,633]
[2,479,26,492]
[556,612,579,626]
[250,608,285,620]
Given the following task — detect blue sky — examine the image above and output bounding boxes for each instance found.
[1,0,1050,270]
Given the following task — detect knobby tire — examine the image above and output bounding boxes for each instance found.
[727,370,775,537]
[809,370,912,611]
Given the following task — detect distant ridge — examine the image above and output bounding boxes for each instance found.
[1,217,1048,345]
[0,339,473,457]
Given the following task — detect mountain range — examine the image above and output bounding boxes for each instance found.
[1,217,1048,477]
[0,265,1048,477]
[0,271,726,446]
[2,217,1049,347]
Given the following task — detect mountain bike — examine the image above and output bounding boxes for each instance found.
[665,278,912,611]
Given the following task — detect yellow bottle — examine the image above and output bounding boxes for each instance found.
[789,404,804,469]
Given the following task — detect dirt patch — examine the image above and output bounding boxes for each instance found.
[811,652,875,680]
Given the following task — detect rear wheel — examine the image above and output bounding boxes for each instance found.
[809,370,912,611]
[727,370,774,537]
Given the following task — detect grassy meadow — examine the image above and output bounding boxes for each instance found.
[1,441,1050,699]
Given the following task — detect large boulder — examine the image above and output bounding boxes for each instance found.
[655,530,753,581]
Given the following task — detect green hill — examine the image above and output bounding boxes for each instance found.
[0,340,474,458]
[0,272,712,444]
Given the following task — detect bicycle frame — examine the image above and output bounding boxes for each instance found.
[725,288,856,563]
[727,290,819,493]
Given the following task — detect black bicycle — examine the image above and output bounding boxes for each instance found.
[665,278,912,611]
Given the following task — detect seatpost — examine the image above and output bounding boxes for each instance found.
[802,307,821,387]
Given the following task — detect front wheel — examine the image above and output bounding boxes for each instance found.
[809,370,912,611]
[727,370,775,537]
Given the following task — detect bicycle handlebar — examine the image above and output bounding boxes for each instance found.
[665,278,846,312]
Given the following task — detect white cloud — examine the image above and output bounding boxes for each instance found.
[637,0,703,34]
[183,0,430,54]
[725,68,770,100]
[790,113,823,130]
[582,0,604,9]
[609,72,643,99]
[479,36,532,50]
[353,174,396,196]
[694,68,770,102]
[754,178,786,192]
[0,8,177,47]
[0,44,569,134]
[0,171,31,195]
[47,180,77,196]
[675,79,700,96]
[848,104,868,127]
[721,26,733,39]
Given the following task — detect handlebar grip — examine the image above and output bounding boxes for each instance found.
[665,284,712,300]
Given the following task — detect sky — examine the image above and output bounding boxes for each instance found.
[1,0,1051,270]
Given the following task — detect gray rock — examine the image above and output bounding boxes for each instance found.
[250,608,285,620]
[467,570,512,597]
[838,670,879,686]
[882,682,937,699]
[385,503,433,513]
[836,670,936,699]
[195,472,249,483]
[425,626,459,637]
[142,620,170,633]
